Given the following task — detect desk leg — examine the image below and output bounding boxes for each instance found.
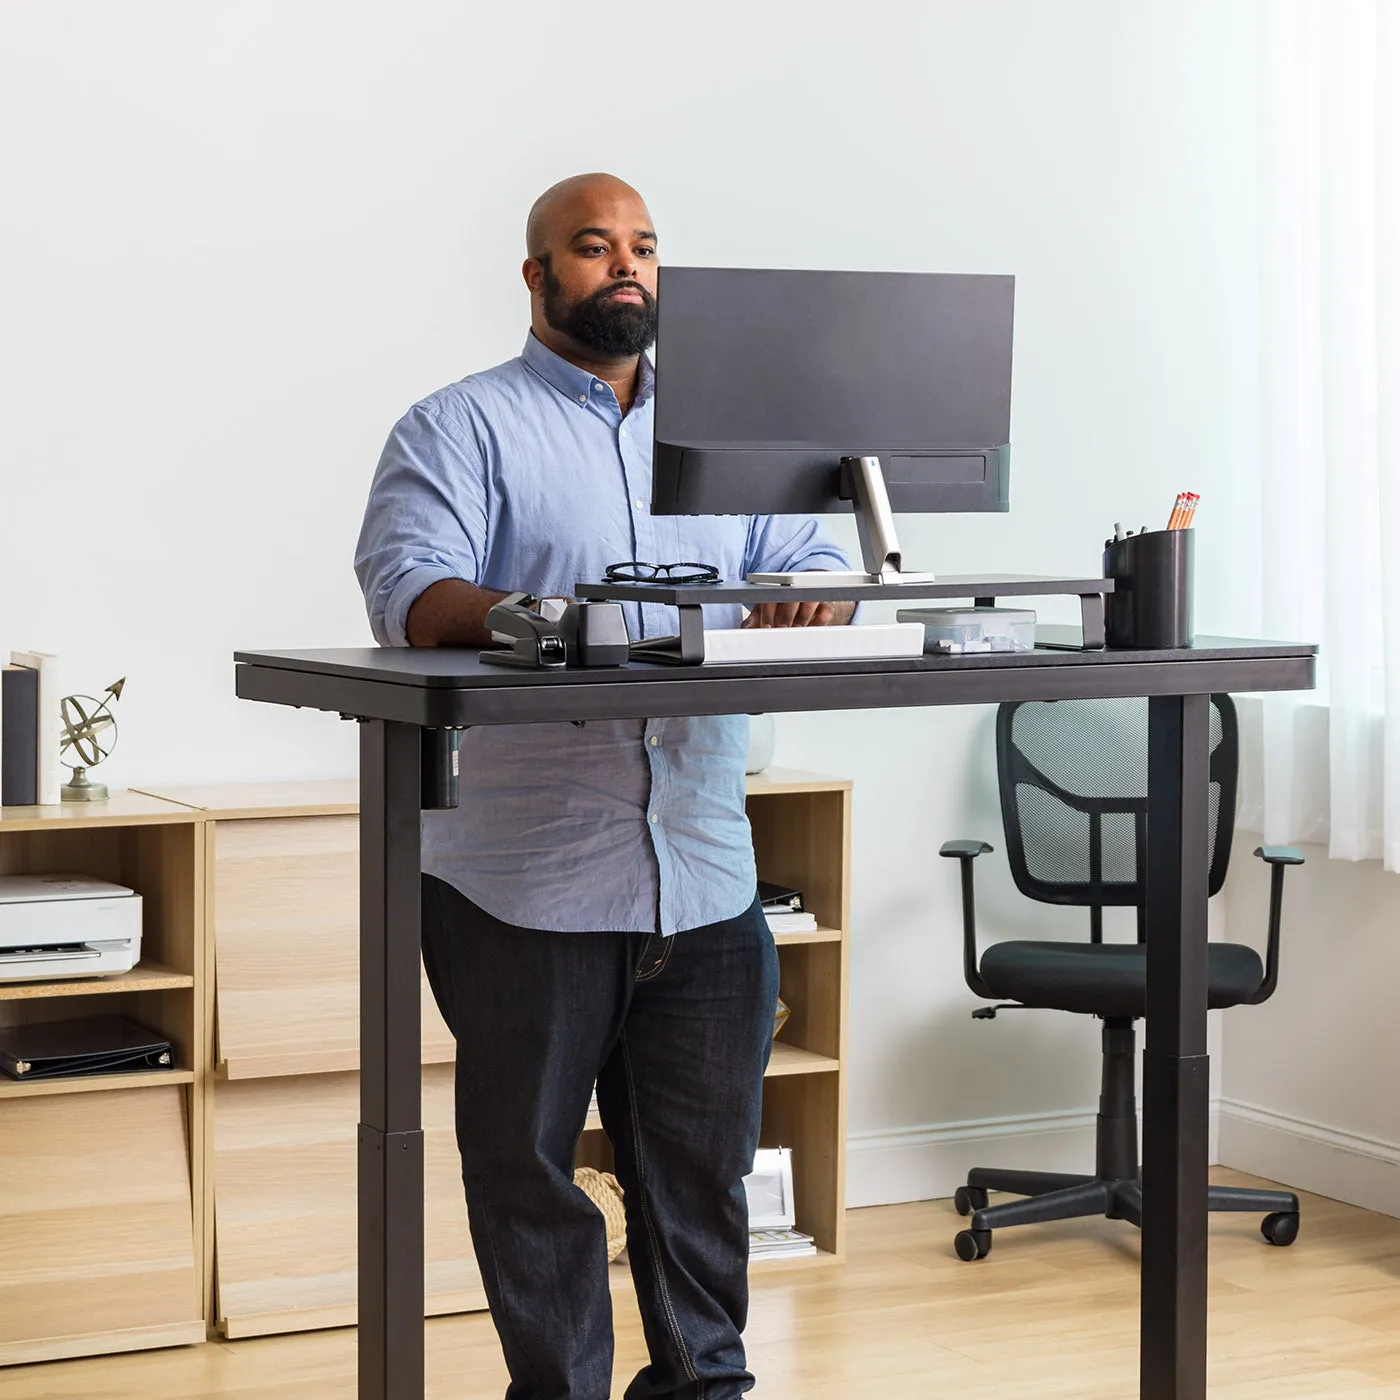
[359,720,425,1400]
[1142,695,1211,1400]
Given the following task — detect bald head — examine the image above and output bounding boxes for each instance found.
[525,172,651,259]
[522,173,659,370]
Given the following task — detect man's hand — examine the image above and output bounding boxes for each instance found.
[742,598,856,629]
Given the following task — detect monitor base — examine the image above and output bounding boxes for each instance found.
[769,454,938,586]
[746,455,938,587]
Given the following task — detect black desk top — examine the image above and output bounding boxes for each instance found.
[235,635,1317,729]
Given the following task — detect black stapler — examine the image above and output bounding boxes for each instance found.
[481,593,568,668]
[481,593,630,669]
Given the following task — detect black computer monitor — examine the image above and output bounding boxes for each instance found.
[651,266,1014,583]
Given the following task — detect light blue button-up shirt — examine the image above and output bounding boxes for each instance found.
[355,333,852,934]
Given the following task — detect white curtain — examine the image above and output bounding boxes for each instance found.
[1257,0,1400,869]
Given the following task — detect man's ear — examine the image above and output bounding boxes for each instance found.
[522,257,544,293]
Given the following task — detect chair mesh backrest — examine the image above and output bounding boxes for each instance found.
[996,695,1237,911]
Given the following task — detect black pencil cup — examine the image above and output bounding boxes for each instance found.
[1103,529,1194,649]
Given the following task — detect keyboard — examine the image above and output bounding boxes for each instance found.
[630,622,925,666]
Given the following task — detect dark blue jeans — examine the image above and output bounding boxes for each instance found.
[421,875,780,1400]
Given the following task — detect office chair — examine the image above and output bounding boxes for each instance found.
[939,694,1303,1262]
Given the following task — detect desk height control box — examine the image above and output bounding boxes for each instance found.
[0,873,143,982]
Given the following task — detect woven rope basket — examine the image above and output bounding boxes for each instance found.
[574,1166,627,1261]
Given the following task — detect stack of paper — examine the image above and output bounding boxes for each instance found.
[749,1227,817,1260]
[766,910,817,934]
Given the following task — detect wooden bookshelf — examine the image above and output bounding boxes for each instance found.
[746,773,851,1259]
[0,768,851,1361]
[0,796,206,1367]
[576,771,852,1264]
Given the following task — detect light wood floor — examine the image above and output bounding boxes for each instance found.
[6,1170,1400,1399]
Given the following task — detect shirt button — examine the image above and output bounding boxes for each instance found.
[649,735,660,746]
[634,499,645,510]
[577,394,587,404]
[649,813,660,824]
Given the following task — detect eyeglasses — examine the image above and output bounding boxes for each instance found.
[604,560,719,585]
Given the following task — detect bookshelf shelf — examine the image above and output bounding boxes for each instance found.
[0,791,198,831]
[0,1066,194,1099]
[765,1042,840,1076]
[218,1042,456,1081]
[772,924,843,946]
[0,961,194,1002]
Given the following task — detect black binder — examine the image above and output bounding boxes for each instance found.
[757,879,804,913]
[0,1014,174,1080]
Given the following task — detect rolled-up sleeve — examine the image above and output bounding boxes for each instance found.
[354,403,489,647]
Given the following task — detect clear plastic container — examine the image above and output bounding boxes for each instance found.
[894,606,1037,654]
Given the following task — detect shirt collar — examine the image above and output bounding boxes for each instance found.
[521,331,654,410]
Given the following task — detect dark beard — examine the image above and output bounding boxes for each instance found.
[541,256,657,357]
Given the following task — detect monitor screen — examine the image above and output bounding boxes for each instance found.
[651,266,1014,516]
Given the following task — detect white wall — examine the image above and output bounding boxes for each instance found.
[1,1,1265,1205]
[1219,846,1400,1217]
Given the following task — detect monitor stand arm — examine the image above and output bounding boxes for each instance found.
[748,455,936,587]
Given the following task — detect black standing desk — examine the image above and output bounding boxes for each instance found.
[234,636,1316,1400]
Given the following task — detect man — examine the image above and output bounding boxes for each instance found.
[354,173,854,1400]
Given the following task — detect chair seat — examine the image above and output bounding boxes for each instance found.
[979,940,1265,1018]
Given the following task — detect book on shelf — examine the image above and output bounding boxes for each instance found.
[5,650,61,805]
[749,1227,816,1260]
[1,658,40,806]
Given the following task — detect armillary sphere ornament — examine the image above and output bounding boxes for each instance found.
[59,678,126,802]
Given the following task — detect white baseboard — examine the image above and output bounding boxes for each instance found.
[848,1103,1226,1210]
[846,1108,1098,1208]
[1217,1099,1400,1219]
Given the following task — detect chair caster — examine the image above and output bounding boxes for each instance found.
[954,1186,989,1217]
[1261,1212,1299,1247]
[954,1228,992,1261]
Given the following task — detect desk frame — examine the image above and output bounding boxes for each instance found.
[235,640,1316,1400]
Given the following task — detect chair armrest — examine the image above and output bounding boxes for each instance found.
[941,840,995,998]
[1246,848,1303,1003]
[940,840,994,859]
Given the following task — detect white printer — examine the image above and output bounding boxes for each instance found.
[0,874,143,982]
